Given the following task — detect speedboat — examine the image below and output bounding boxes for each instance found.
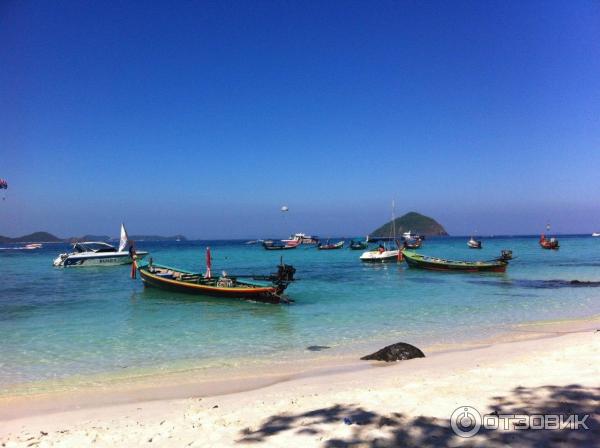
[360,245,400,262]
[53,241,148,266]
[362,201,401,262]
[24,243,42,250]
[53,224,148,266]
[467,237,482,249]
[593,232,600,237]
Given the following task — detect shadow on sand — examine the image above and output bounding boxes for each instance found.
[237,384,599,447]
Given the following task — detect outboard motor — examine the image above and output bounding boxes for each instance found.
[276,264,296,282]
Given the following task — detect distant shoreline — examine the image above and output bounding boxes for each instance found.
[0,232,187,244]
[1,233,597,244]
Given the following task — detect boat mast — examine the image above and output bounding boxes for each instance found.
[391,200,396,245]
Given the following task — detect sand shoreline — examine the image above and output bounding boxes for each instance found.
[1,328,598,446]
[1,314,599,422]
[1,316,599,446]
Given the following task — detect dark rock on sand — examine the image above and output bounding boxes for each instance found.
[307,345,331,352]
[361,342,425,362]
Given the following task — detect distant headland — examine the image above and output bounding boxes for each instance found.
[0,232,187,244]
[370,212,448,237]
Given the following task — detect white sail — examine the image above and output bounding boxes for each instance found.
[118,223,128,252]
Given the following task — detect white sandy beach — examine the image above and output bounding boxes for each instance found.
[1,320,599,447]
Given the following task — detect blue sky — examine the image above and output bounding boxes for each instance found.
[1,1,599,238]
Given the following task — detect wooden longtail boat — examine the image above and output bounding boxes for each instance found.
[402,250,510,273]
[317,241,344,250]
[403,238,422,249]
[137,262,296,303]
[539,234,559,250]
[262,240,298,250]
[349,240,369,250]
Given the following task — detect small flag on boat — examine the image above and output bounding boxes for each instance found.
[205,247,212,278]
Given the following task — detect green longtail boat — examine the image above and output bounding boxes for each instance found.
[402,249,511,273]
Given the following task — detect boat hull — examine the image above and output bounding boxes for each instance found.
[262,242,297,250]
[139,267,283,303]
[360,249,400,262]
[404,239,422,249]
[317,241,344,250]
[540,241,559,250]
[540,243,559,250]
[402,250,507,273]
[53,251,148,267]
[539,234,559,250]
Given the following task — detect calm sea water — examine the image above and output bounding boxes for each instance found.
[1,236,600,392]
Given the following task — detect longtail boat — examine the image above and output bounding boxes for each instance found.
[402,249,510,273]
[262,240,298,250]
[136,248,296,303]
[403,237,422,249]
[539,234,559,250]
[317,241,344,250]
[349,240,369,250]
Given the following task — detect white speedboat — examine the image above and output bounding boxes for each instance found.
[593,232,600,237]
[360,247,400,262]
[53,241,148,267]
[362,201,401,262]
[53,224,148,267]
[467,237,482,249]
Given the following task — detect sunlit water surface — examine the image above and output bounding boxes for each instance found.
[1,236,599,392]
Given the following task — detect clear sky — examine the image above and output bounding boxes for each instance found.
[1,0,599,238]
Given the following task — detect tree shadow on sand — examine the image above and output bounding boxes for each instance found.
[237,384,599,447]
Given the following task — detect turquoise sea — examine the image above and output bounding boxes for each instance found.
[1,236,600,393]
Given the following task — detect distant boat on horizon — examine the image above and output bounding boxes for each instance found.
[467,236,482,249]
[593,232,600,237]
[282,233,319,245]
